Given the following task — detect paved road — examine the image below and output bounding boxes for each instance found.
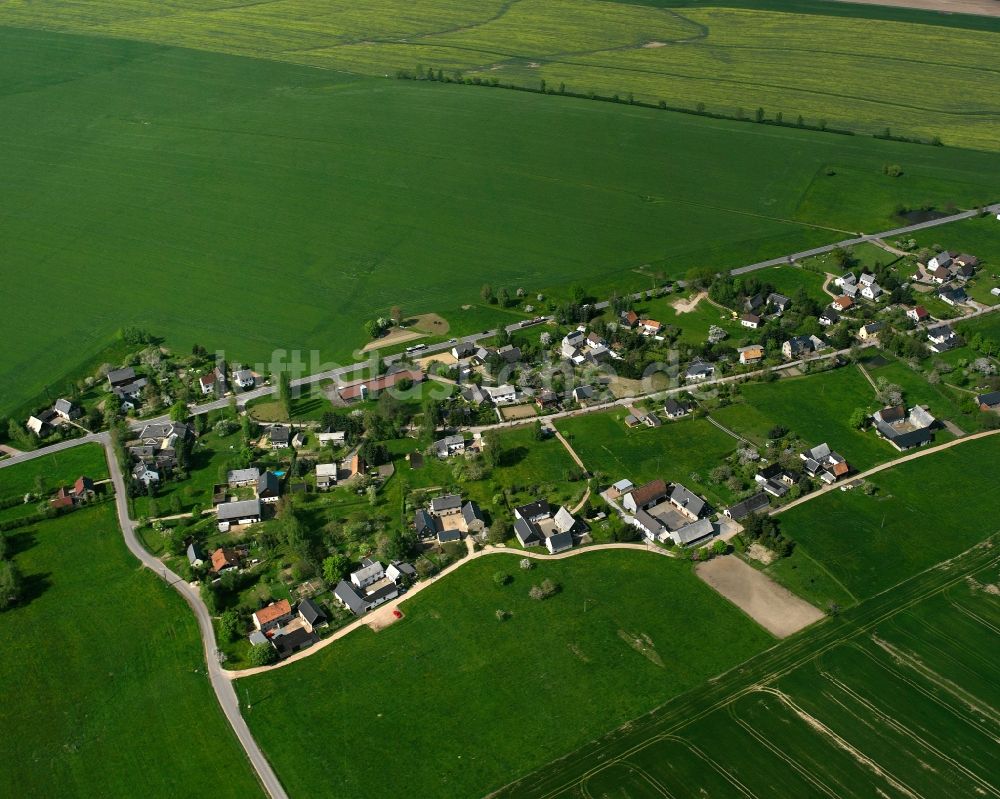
[730,204,1000,276]
[0,434,288,799]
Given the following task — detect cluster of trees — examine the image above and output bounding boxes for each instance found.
[741,513,794,558]
[0,535,23,611]
[528,578,559,600]
[689,538,729,561]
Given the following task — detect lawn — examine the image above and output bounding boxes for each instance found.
[0,443,109,498]
[3,1,998,150]
[958,310,1000,349]
[711,365,890,470]
[777,433,1000,603]
[4,27,1000,419]
[555,409,741,506]
[0,502,264,798]
[240,550,774,798]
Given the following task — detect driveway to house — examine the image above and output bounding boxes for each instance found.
[771,428,1000,516]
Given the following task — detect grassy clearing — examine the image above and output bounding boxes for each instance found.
[0,443,108,498]
[4,2,999,149]
[2,28,1000,417]
[240,550,773,798]
[0,503,264,798]
[778,434,1000,602]
[555,409,740,506]
[712,366,889,470]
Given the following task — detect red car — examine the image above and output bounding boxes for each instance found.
[392,609,403,619]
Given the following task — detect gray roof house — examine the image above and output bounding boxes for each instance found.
[227,467,261,486]
[724,492,770,521]
[298,598,327,631]
[350,558,385,589]
[257,471,280,502]
[53,398,78,420]
[107,367,137,388]
[515,499,551,523]
[872,405,936,451]
[414,509,440,537]
[433,435,466,458]
[216,498,262,530]
[268,425,291,448]
[514,517,542,547]
[546,531,574,554]
[670,518,715,546]
[462,501,486,533]
[186,543,206,567]
[669,483,707,520]
[685,362,715,381]
[663,398,691,419]
[430,494,463,515]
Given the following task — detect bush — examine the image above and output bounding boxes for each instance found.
[493,571,512,587]
[528,578,559,601]
[248,642,277,667]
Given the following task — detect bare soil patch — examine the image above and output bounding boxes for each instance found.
[417,352,457,368]
[672,291,706,314]
[361,327,425,352]
[696,555,824,638]
[745,542,776,565]
[642,40,667,48]
[499,403,538,421]
[826,0,999,16]
[410,312,449,335]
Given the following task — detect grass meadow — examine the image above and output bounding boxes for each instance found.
[3,25,1000,417]
[0,443,109,498]
[0,502,264,798]
[777,433,1000,604]
[240,550,773,798]
[2,1,998,149]
[555,409,741,506]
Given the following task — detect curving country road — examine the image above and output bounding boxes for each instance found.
[0,434,289,799]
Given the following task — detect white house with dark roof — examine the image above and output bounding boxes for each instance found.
[668,483,707,521]
[53,398,79,421]
[233,369,255,390]
[216,498,262,531]
[685,362,715,382]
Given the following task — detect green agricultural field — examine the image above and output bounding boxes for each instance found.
[0,443,109,498]
[239,550,773,798]
[777,433,1000,603]
[959,309,1000,349]
[555,409,740,506]
[496,532,1000,799]
[3,26,1000,418]
[0,502,264,798]
[2,1,998,149]
[711,365,889,470]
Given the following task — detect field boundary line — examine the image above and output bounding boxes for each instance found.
[660,735,758,798]
[947,599,1000,635]
[785,545,859,605]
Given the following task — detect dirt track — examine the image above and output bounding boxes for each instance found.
[696,555,825,638]
[826,0,1000,17]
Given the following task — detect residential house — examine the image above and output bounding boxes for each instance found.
[513,499,581,551]
[272,627,318,659]
[73,476,96,501]
[871,405,936,451]
[216,498,262,532]
[386,561,417,584]
[26,410,56,436]
[316,429,346,447]
[835,272,857,290]
[257,471,280,503]
[485,384,518,405]
[536,389,558,410]
[233,369,255,390]
[187,543,206,568]
[497,344,521,365]
[860,280,882,301]
[351,558,385,590]
[430,494,463,517]
[131,461,160,486]
[414,508,439,538]
[227,467,260,487]
[768,293,791,314]
[645,412,662,428]
[199,365,227,396]
[253,600,294,632]
[928,251,952,271]
[927,325,960,353]
[743,294,764,314]
[639,319,662,336]
[976,391,1000,411]
[685,362,715,382]
[211,547,240,574]
[337,369,423,402]
[451,342,476,359]
[755,463,797,497]
[268,425,291,449]
[572,385,594,403]
[858,322,881,342]
[671,518,715,547]
[315,463,338,490]
[800,443,850,484]
[907,306,929,323]
[107,367,137,389]
[818,307,840,327]
[461,501,486,534]
[782,335,815,360]
[740,313,761,329]
[724,492,770,521]
[622,479,668,514]
[53,398,79,421]
[831,296,854,312]
[939,287,968,307]
[433,434,466,458]
[669,483,707,521]
[953,253,979,268]
[297,598,328,633]
[607,478,634,499]
[738,345,764,365]
[663,398,691,419]
[49,487,75,510]
[334,577,398,616]
[620,310,639,328]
